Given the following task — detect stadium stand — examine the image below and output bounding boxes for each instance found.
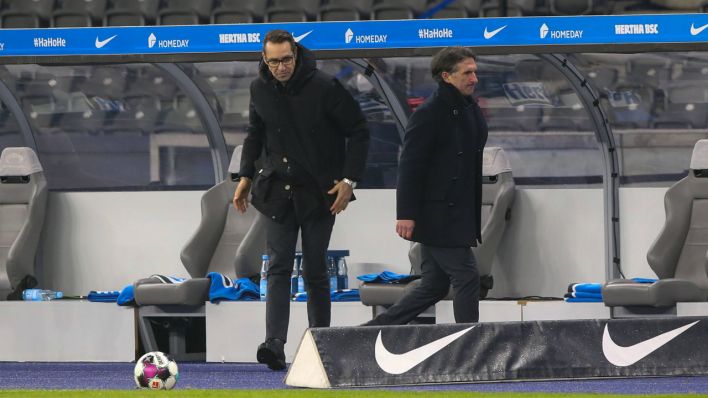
[0,0,704,27]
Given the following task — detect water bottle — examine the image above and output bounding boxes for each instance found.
[22,289,63,301]
[328,256,338,292]
[337,257,349,290]
[297,254,305,293]
[260,254,269,301]
[291,254,302,296]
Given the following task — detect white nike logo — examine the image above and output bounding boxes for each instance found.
[483,25,507,39]
[602,321,698,367]
[691,23,708,36]
[375,326,475,375]
[293,30,313,43]
[95,35,117,49]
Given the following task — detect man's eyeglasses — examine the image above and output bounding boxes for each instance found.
[265,55,295,68]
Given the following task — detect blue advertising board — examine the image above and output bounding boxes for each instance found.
[0,13,706,60]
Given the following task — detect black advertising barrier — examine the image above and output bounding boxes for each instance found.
[285,317,708,388]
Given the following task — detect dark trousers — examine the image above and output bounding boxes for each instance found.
[264,204,335,342]
[370,245,480,325]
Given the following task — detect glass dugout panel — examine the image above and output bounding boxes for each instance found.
[376,54,604,186]
[572,52,708,186]
[0,63,216,190]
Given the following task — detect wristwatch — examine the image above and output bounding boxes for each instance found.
[342,178,357,189]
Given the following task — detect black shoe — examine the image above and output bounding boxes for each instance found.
[257,338,286,371]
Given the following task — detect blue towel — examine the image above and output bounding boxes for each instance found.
[87,290,120,302]
[207,272,260,302]
[568,283,602,294]
[332,289,360,302]
[117,285,135,306]
[357,271,419,284]
[564,292,602,299]
[632,277,658,284]
[565,297,603,303]
[294,289,360,302]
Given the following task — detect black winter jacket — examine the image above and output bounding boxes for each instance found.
[397,81,488,247]
[240,44,370,221]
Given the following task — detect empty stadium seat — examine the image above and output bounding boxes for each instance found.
[134,146,267,358]
[106,0,160,24]
[359,147,516,310]
[103,9,145,26]
[0,147,48,300]
[318,5,361,20]
[165,0,214,20]
[321,0,372,18]
[429,4,469,18]
[603,139,708,308]
[157,8,200,25]
[265,7,308,22]
[0,11,40,28]
[59,0,106,24]
[4,0,55,20]
[219,0,267,21]
[549,0,593,15]
[371,4,414,19]
[51,10,92,27]
[211,8,253,24]
[270,0,320,19]
[134,145,267,302]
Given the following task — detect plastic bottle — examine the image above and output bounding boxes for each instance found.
[328,256,338,292]
[297,254,305,294]
[260,254,269,301]
[337,257,349,290]
[22,289,63,301]
[291,254,302,296]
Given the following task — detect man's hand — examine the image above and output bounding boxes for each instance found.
[396,219,415,240]
[327,180,354,215]
[233,177,252,214]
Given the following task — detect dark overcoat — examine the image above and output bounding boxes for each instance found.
[397,81,488,247]
[240,44,370,221]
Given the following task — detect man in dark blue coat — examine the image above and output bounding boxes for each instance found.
[233,30,369,370]
[365,47,487,326]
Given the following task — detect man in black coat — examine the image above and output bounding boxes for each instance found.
[233,30,369,370]
[365,47,487,326]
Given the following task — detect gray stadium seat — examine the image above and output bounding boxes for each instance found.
[157,8,199,25]
[134,146,266,305]
[60,0,106,24]
[106,0,160,24]
[104,9,145,26]
[318,5,361,21]
[603,139,708,308]
[0,11,40,28]
[322,0,372,18]
[219,0,267,20]
[133,146,267,359]
[371,4,414,19]
[549,0,593,15]
[165,0,214,20]
[0,147,48,300]
[50,10,92,27]
[359,147,516,310]
[265,7,308,22]
[4,0,55,20]
[211,8,253,24]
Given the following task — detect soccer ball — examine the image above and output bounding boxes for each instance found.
[134,351,179,390]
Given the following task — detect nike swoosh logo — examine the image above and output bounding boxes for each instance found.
[483,25,507,39]
[293,30,313,42]
[95,35,117,49]
[691,23,708,36]
[602,320,698,367]
[375,325,475,374]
